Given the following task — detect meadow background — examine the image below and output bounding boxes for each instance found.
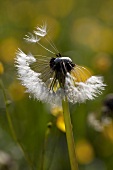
[0,0,113,170]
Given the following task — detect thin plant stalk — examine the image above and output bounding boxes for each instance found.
[62,96,78,170]
[0,80,34,170]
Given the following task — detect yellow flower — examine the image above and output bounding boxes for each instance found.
[0,62,4,75]
[56,115,65,132]
[0,38,18,63]
[103,121,113,142]
[75,139,94,164]
[8,81,25,101]
[93,53,112,72]
[51,107,65,132]
[51,107,63,117]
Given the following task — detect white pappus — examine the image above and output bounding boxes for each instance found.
[15,23,106,106]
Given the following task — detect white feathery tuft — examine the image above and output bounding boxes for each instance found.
[65,75,106,104]
[24,23,47,43]
[87,113,104,132]
[15,49,106,105]
[34,23,47,37]
[24,33,40,43]
[15,49,62,106]
[15,23,106,106]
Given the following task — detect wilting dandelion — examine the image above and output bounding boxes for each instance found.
[15,23,105,106]
[15,23,106,170]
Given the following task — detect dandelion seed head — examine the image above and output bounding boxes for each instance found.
[15,23,106,106]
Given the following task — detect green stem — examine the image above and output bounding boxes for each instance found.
[0,80,34,170]
[62,97,78,170]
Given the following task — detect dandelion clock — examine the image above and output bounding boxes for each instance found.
[15,23,105,106]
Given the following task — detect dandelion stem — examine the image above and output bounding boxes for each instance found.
[62,97,78,170]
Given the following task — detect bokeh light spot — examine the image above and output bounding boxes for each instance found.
[46,0,75,18]
[75,139,95,164]
[0,62,4,75]
[51,107,63,117]
[92,53,112,72]
[103,121,113,142]
[71,18,113,52]
[8,81,25,101]
[99,0,113,23]
[0,38,18,63]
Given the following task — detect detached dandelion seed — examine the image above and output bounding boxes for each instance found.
[15,23,106,170]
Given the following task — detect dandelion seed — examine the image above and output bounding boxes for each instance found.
[15,23,106,106]
[24,23,47,43]
[34,24,47,37]
[24,33,40,43]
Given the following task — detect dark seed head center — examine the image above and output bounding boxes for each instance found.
[50,56,75,87]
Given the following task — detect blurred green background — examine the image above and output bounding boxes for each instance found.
[0,0,113,170]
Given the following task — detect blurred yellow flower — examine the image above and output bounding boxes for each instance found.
[51,107,63,117]
[103,121,113,142]
[93,53,112,72]
[56,115,65,132]
[46,0,75,18]
[8,81,25,101]
[0,38,18,63]
[0,62,4,75]
[99,0,113,23]
[51,107,65,132]
[71,18,113,53]
[75,139,94,164]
